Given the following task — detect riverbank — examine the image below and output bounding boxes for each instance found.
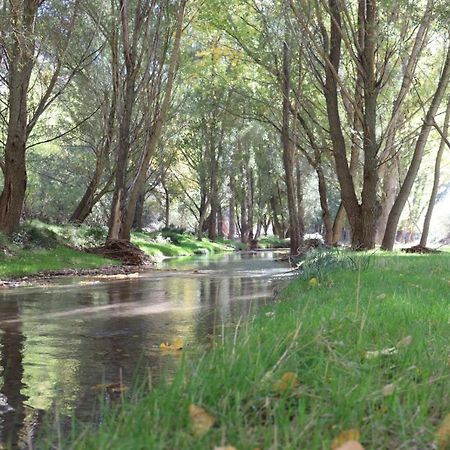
[53,251,449,450]
[0,221,235,283]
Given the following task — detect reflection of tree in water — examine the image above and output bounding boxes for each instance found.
[0,301,27,448]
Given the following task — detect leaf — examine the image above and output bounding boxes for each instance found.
[160,338,184,351]
[396,335,412,348]
[272,371,299,393]
[214,447,237,450]
[334,441,365,450]
[331,429,361,450]
[189,404,216,437]
[364,347,397,359]
[308,277,318,287]
[376,293,386,300]
[382,383,395,396]
[437,413,450,450]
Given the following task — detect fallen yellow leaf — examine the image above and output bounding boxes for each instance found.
[308,277,318,286]
[272,371,299,393]
[189,404,216,437]
[437,413,450,450]
[331,429,360,449]
[214,447,237,450]
[160,337,184,351]
[334,441,365,450]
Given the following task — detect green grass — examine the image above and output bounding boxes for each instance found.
[259,235,290,248]
[0,245,118,278]
[132,231,233,258]
[54,252,449,450]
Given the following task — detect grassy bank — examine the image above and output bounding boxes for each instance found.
[132,229,233,258]
[0,221,234,279]
[57,252,449,450]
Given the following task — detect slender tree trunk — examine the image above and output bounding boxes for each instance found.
[228,173,236,239]
[295,160,306,240]
[281,37,301,255]
[163,183,170,227]
[382,42,450,250]
[208,149,219,241]
[247,167,254,239]
[420,95,450,247]
[217,207,224,238]
[240,183,249,243]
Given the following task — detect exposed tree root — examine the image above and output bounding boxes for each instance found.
[88,239,150,265]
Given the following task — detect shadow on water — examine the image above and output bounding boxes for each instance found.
[0,251,290,448]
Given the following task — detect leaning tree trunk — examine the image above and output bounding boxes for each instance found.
[382,42,450,250]
[420,95,450,247]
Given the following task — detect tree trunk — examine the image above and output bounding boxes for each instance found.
[228,173,236,239]
[281,35,301,255]
[217,207,224,238]
[0,1,38,233]
[163,183,170,227]
[382,42,450,250]
[132,189,145,230]
[295,160,306,240]
[420,95,450,247]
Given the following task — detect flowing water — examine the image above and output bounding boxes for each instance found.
[0,251,290,448]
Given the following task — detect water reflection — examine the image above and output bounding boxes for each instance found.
[0,251,288,447]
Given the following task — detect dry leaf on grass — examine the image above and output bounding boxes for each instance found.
[308,277,319,287]
[331,429,361,449]
[160,338,184,351]
[272,371,299,393]
[334,441,365,450]
[437,413,450,450]
[214,447,237,450]
[382,383,395,396]
[189,404,216,437]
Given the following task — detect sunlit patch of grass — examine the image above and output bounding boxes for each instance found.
[49,252,450,450]
[131,231,233,258]
[0,246,118,278]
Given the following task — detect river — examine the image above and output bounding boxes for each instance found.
[0,251,290,448]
